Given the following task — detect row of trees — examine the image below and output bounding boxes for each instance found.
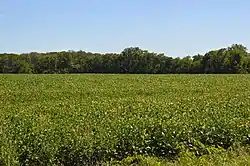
[1,44,250,74]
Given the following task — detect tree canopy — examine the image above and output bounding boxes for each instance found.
[1,44,250,74]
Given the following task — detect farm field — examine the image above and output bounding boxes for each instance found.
[0,74,250,165]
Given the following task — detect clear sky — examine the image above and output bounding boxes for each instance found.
[1,0,250,57]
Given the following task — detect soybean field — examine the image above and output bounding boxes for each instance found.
[0,74,250,165]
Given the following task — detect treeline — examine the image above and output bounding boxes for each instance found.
[1,44,250,74]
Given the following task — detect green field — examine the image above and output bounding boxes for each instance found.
[0,74,250,165]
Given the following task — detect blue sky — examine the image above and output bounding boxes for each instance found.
[1,0,250,57]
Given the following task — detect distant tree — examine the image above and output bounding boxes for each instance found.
[191,54,203,73]
[0,44,250,74]
[224,44,248,73]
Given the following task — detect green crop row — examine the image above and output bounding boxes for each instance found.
[0,74,250,165]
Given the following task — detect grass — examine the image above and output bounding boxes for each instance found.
[108,147,250,166]
[0,74,250,165]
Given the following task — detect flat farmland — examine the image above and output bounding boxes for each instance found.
[0,74,250,165]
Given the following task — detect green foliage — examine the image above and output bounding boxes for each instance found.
[1,44,250,74]
[166,147,250,166]
[0,74,250,165]
[107,148,250,166]
[108,155,162,166]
